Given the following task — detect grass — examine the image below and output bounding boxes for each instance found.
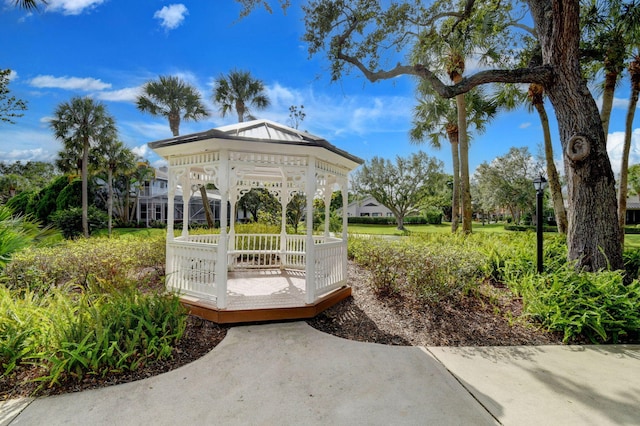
[349,222,521,236]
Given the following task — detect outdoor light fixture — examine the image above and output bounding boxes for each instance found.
[533,175,547,273]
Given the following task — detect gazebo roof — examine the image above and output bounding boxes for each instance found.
[148,119,363,168]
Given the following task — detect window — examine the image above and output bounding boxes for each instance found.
[372,212,381,217]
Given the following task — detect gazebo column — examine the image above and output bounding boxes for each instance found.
[279,180,288,270]
[340,178,349,279]
[216,151,229,309]
[180,172,191,238]
[323,180,332,238]
[167,169,176,241]
[305,156,316,304]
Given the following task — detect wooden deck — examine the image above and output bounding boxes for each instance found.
[179,269,351,324]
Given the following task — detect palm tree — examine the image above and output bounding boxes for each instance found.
[11,0,46,11]
[581,0,640,137]
[97,140,136,236]
[136,75,209,137]
[212,69,270,122]
[618,54,640,242]
[527,83,568,234]
[411,85,497,233]
[137,75,213,227]
[50,97,117,238]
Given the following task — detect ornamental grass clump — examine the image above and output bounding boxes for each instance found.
[519,265,640,343]
[0,281,187,389]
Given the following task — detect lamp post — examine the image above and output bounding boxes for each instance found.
[533,175,548,273]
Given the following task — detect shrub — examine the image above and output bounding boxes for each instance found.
[348,216,396,225]
[50,206,108,239]
[4,234,166,291]
[347,235,484,303]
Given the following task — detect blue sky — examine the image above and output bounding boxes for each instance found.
[1,0,638,178]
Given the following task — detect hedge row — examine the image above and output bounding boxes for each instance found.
[348,214,442,225]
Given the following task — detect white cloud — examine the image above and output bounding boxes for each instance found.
[30,75,111,91]
[6,70,18,81]
[154,4,188,31]
[0,148,55,162]
[132,144,150,158]
[607,128,640,177]
[95,86,141,102]
[520,122,532,129]
[45,0,105,15]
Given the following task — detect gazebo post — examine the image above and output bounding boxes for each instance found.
[167,170,175,242]
[280,175,288,269]
[341,179,348,279]
[305,156,317,304]
[181,173,191,237]
[216,150,229,309]
[323,182,332,238]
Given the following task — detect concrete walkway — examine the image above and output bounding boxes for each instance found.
[2,322,639,425]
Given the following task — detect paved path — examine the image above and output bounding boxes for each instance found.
[2,322,639,425]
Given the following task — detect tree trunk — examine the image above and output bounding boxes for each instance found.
[600,71,618,138]
[108,168,113,237]
[528,0,622,271]
[169,112,180,137]
[446,126,461,233]
[82,139,89,238]
[455,92,472,234]
[396,214,405,231]
[617,58,640,245]
[530,85,568,234]
[200,185,215,228]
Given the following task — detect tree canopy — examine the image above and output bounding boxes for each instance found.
[353,151,444,230]
[0,69,27,125]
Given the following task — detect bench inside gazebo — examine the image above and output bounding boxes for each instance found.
[148,119,363,323]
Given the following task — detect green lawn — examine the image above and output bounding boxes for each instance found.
[99,224,640,250]
[348,222,513,236]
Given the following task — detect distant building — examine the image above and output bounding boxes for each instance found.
[136,166,249,226]
[343,196,395,217]
[626,195,640,225]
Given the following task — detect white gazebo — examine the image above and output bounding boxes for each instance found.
[148,119,363,323]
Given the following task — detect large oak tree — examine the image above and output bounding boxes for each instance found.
[302,0,622,270]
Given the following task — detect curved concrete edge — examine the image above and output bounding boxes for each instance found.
[0,398,34,426]
[7,322,497,426]
[428,345,640,426]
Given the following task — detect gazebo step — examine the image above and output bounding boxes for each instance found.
[180,286,351,324]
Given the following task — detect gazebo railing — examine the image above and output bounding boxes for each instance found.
[166,233,347,304]
[166,238,218,299]
[314,239,347,296]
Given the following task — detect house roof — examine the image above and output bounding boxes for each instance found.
[148,119,363,167]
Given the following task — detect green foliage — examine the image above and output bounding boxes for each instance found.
[348,216,396,225]
[4,234,165,291]
[504,224,558,232]
[519,266,640,343]
[0,68,27,124]
[0,206,58,271]
[34,175,70,223]
[55,178,82,211]
[49,206,108,239]
[0,283,186,385]
[1,233,184,388]
[5,190,36,216]
[348,235,485,303]
[352,151,445,230]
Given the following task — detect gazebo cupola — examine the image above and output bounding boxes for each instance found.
[148,119,363,323]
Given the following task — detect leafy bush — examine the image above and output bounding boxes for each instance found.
[4,234,165,291]
[424,209,443,224]
[519,266,640,343]
[348,216,396,225]
[348,235,485,303]
[503,224,558,232]
[0,282,186,386]
[49,206,108,239]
